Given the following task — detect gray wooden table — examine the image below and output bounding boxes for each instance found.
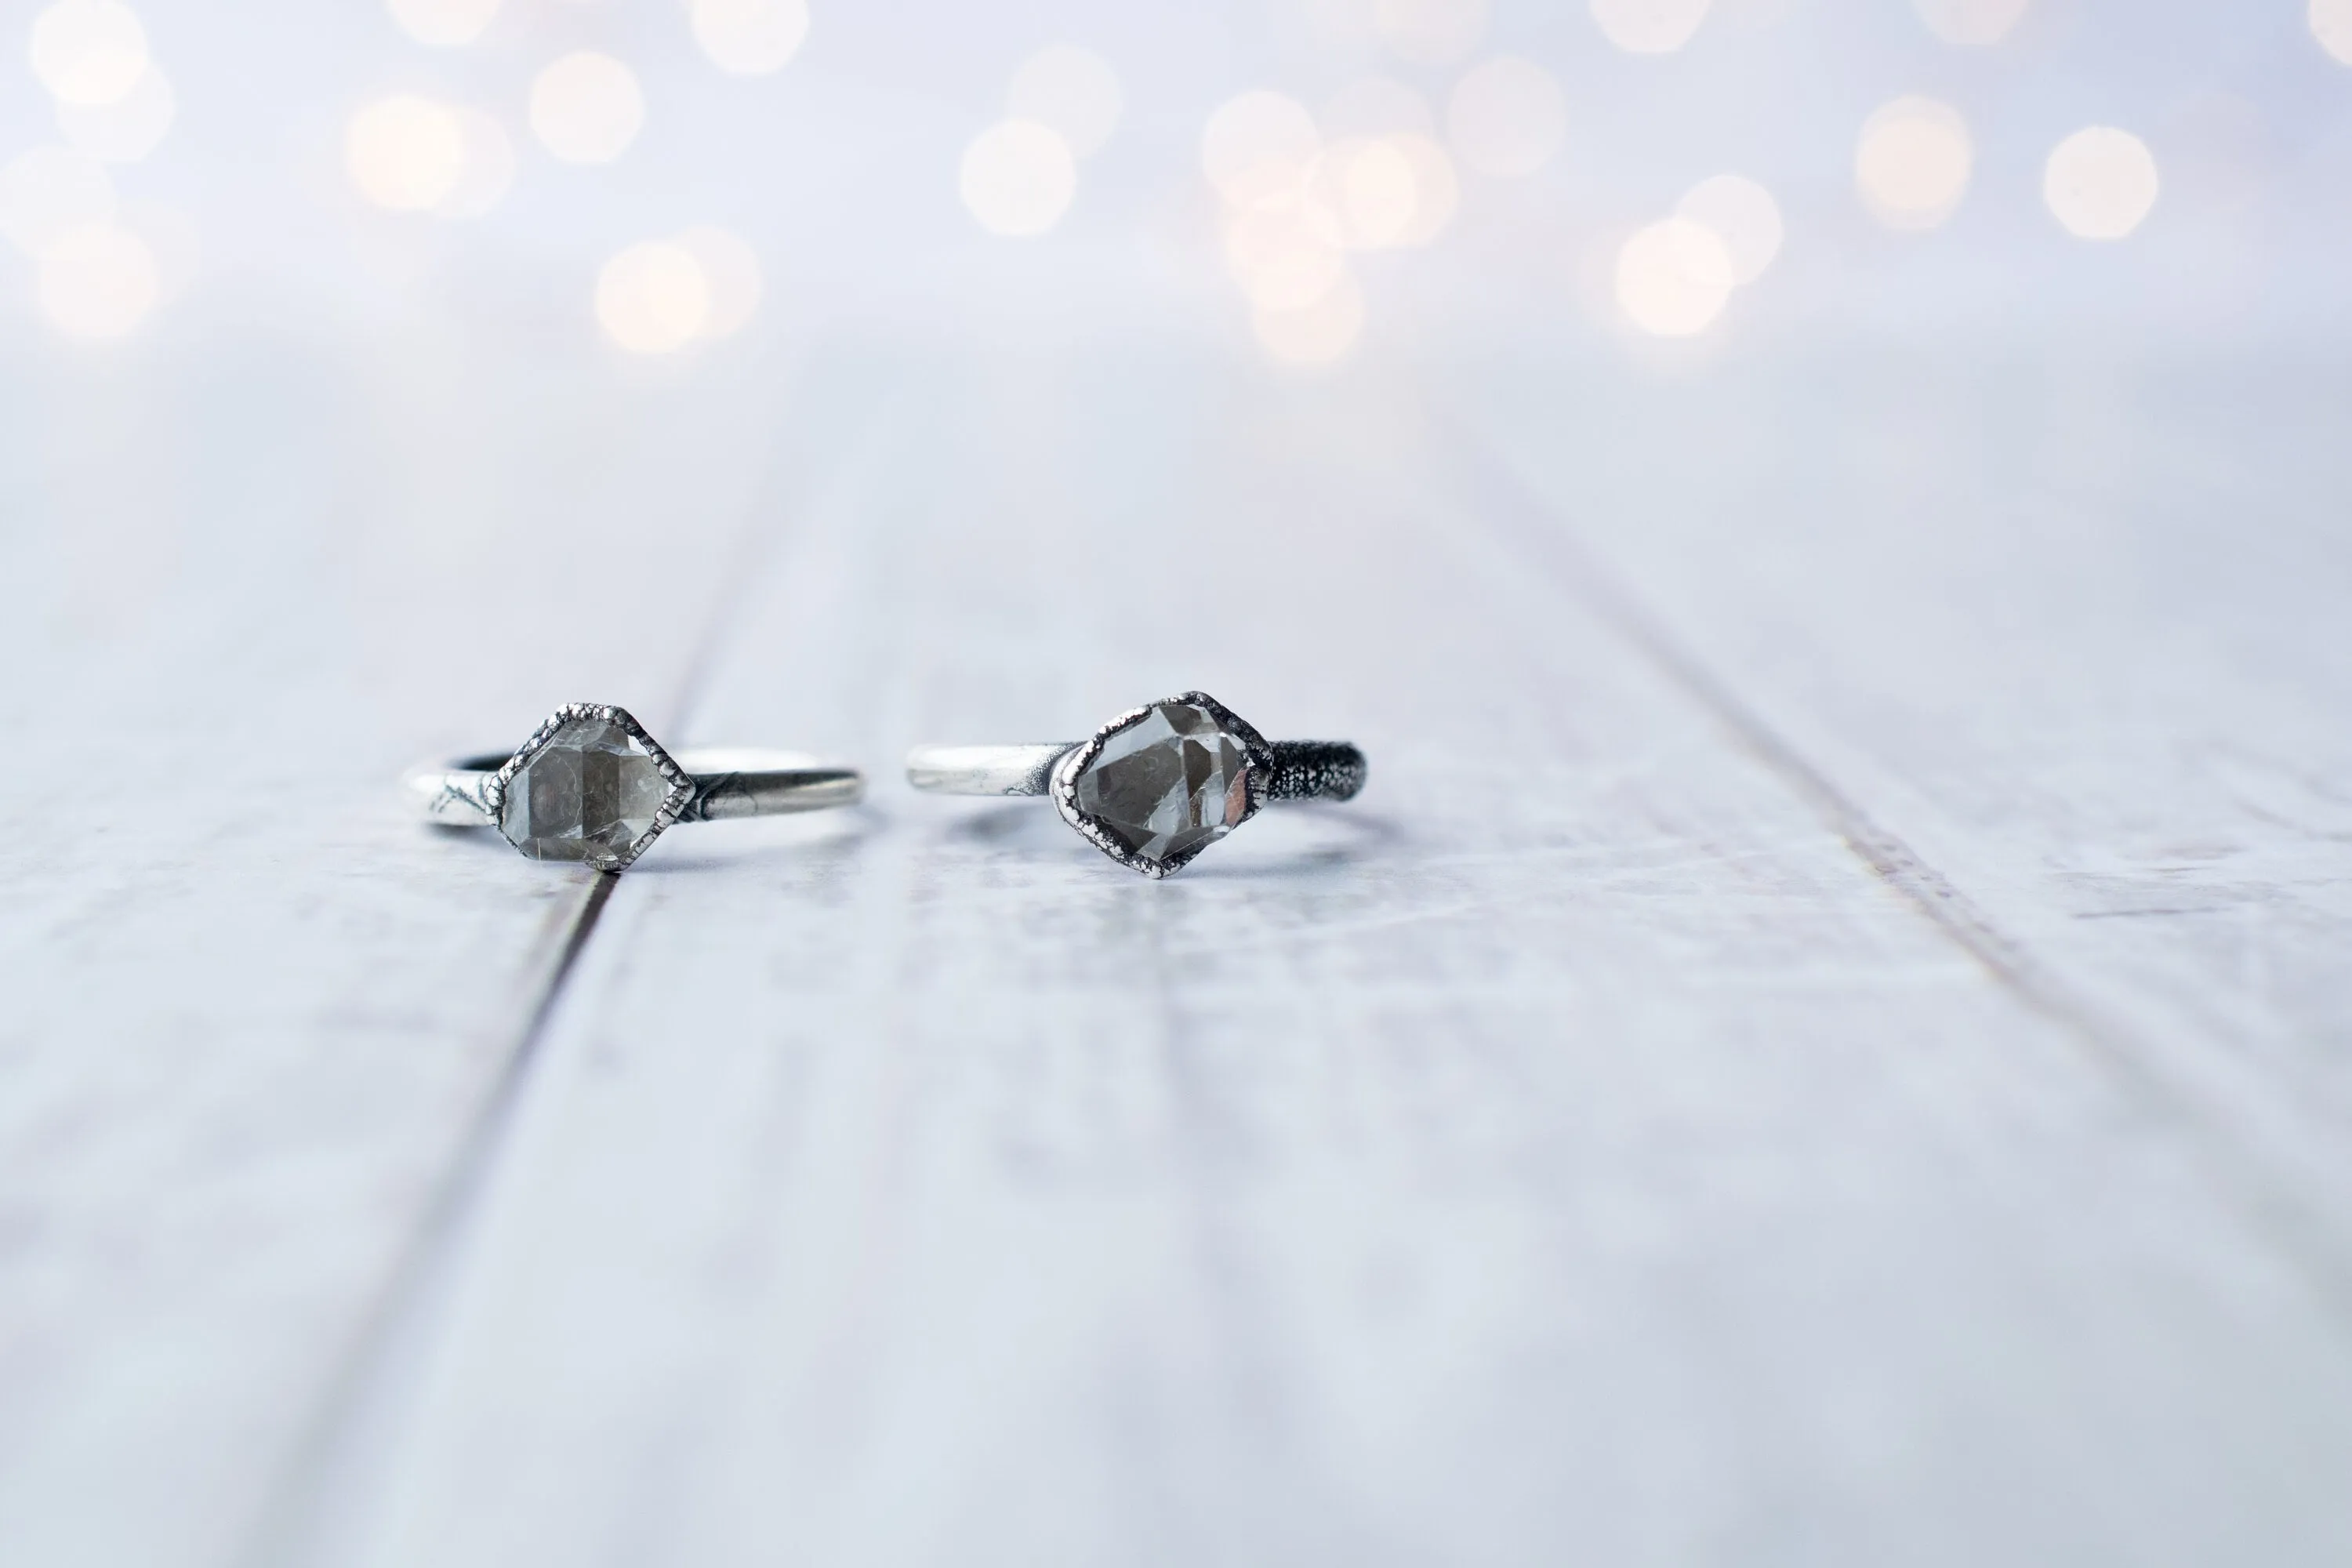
[4,334,2349,1567]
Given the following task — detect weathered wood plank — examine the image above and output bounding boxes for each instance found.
[289,359,2352,1567]
[0,329,879,1568]
[1464,349,2352,1254]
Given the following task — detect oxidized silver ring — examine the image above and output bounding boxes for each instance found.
[407,702,863,872]
[906,691,1366,877]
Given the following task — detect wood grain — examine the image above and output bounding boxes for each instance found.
[259,358,2352,1567]
[1465,350,2352,1276]
[0,329,883,1568]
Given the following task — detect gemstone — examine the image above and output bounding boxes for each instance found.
[1071,699,1253,869]
[499,714,674,864]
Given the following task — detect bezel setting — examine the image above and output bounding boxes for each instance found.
[1050,691,1276,878]
[481,703,696,872]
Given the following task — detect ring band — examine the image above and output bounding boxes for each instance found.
[408,702,862,872]
[907,691,1365,877]
[904,739,1366,800]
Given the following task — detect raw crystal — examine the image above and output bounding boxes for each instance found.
[499,715,671,864]
[1071,700,1250,868]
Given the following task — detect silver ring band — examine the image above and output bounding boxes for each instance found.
[905,741,1366,802]
[906,691,1366,878]
[408,702,862,871]
[408,750,863,826]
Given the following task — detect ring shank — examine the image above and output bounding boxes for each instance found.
[1264,740,1368,802]
[902,744,1074,797]
[407,748,862,828]
[905,740,1366,802]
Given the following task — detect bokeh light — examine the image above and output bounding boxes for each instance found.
[55,62,173,162]
[960,119,1076,237]
[1374,0,1488,67]
[1206,87,1456,282]
[1384,134,1458,246]
[2043,126,2158,241]
[347,95,466,212]
[1855,95,1972,230]
[387,0,500,49]
[30,0,147,107]
[1254,273,1365,368]
[530,52,644,165]
[1208,107,1341,303]
[1322,138,1417,249]
[37,220,158,338]
[1446,56,1567,179]
[1007,45,1122,158]
[1223,200,1346,308]
[597,241,710,354]
[1201,91,1319,207]
[1615,216,1733,336]
[690,0,809,77]
[436,109,515,219]
[1590,0,1711,56]
[674,224,762,338]
[1675,174,1780,283]
[1911,0,2028,46]
[0,144,117,256]
[2318,0,2352,64]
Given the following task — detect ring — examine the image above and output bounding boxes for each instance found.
[906,691,1366,877]
[407,702,863,872]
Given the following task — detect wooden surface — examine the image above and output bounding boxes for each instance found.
[4,335,2350,1567]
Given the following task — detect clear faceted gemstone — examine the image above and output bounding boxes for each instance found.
[1072,700,1251,867]
[499,716,673,863]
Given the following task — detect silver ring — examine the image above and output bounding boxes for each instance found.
[906,690,1367,878]
[406,702,863,872]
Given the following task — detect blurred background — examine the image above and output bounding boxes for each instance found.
[7,0,2347,728]
[4,0,2349,372]
[9,6,2352,1566]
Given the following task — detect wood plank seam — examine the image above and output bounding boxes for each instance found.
[236,869,619,1568]
[1450,421,2352,1325]
[237,407,893,1568]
